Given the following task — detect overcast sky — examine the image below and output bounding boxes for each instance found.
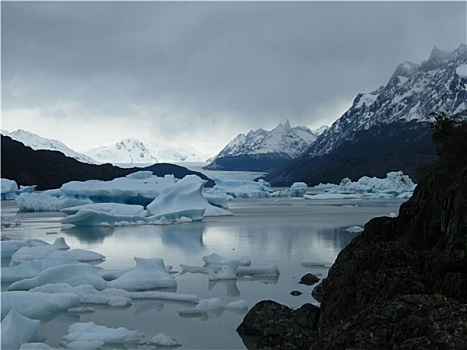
[2,1,466,155]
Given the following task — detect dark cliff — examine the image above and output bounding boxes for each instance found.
[238,117,467,349]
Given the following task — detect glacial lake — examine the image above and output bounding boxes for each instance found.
[1,194,405,349]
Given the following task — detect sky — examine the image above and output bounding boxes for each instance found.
[2,1,466,156]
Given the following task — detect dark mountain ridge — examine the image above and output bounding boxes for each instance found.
[266,44,467,186]
[1,135,214,190]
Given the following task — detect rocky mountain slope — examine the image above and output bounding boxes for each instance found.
[1,136,213,190]
[1,129,98,164]
[205,121,326,172]
[237,117,467,349]
[266,44,467,185]
[85,138,210,164]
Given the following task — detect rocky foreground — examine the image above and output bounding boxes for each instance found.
[238,140,466,348]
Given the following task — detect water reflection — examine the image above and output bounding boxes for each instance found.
[62,226,115,243]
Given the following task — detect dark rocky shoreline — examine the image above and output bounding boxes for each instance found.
[238,130,467,348]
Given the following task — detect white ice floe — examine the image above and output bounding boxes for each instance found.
[306,171,416,199]
[2,291,80,319]
[61,322,143,348]
[1,309,46,350]
[50,174,233,226]
[300,259,333,267]
[206,176,275,198]
[178,297,248,318]
[345,225,365,233]
[1,178,19,200]
[61,203,148,226]
[181,253,279,280]
[147,175,232,220]
[10,237,104,266]
[2,258,78,283]
[8,263,108,291]
[15,192,92,212]
[108,257,177,291]
[290,182,308,197]
[147,332,181,347]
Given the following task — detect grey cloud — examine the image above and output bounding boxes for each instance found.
[2,1,466,144]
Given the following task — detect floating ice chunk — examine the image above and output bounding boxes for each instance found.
[208,260,240,280]
[148,332,181,347]
[60,173,177,206]
[1,178,19,200]
[1,309,45,350]
[125,170,153,179]
[2,291,80,319]
[61,322,143,347]
[345,226,365,233]
[30,283,133,307]
[207,176,275,198]
[108,257,177,291]
[236,264,280,277]
[61,339,105,350]
[290,182,308,197]
[47,249,105,262]
[129,290,198,303]
[300,259,332,267]
[203,188,232,209]
[10,237,71,265]
[203,253,251,267]
[16,192,92,212]
[331,171,416,196]
[2,240,29,258]
[10,238,103,266]
[9,263,108,291]
[304,193,362,200]
[178,297,248,318]
[61,203,148,226]
[147,175,232,220]
[2,258,78,283]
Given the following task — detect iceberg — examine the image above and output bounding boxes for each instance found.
[206,176,275,198]
[147,332,181,347]
[61,203,148,226]
[1,178,19,200]
[8,263,108,291]
[60,172,177,206]
[2,258,78,283]
[178,297,248,318]
[1,291,80,319]
[61,322,143,348]
[1,309,45,350]
[146,175,232,221]
[290,182,308,197]
[307,171,416,199]
[108,257,177,291]
[15,192,92,212]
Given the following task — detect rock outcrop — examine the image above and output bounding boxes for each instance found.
[238,122,467,349]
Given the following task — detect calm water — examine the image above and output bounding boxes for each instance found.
[1,195,404,349]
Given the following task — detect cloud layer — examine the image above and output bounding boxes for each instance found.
[2,1,466,153]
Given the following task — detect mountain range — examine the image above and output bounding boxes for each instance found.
[204,121,327,172]
[85,138,211,164]
[265,44,467,185]
[1,129,98,164]
[1,130,211,165]
[1,135,214,190]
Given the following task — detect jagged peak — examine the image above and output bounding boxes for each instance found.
[420,44,465,71]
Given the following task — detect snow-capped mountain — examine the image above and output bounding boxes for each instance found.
[1,129,98,164]
[205,121,326,172]
[266,44,467,186]
[307,44,467,159]
[85,138,210,165]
